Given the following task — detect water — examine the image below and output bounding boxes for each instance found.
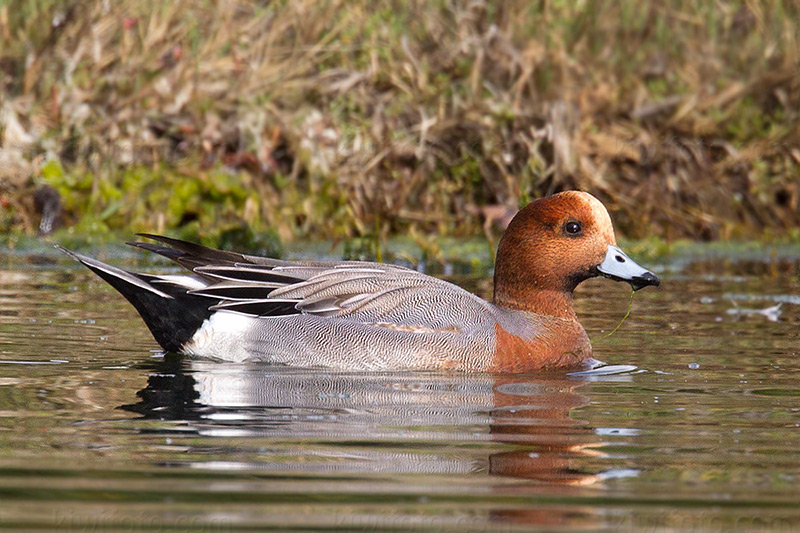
[1,244,799,531]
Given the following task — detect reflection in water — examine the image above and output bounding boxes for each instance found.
[123,358,636,527]
[4,253,800,530]
[125,358,623,487]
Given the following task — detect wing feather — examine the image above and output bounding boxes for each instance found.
[126,235,490,330]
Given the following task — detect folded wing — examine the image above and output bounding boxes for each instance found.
[134,235,493,333]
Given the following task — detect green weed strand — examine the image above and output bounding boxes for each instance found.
[604,290,635,338]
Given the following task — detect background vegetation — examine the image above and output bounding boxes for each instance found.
[1,0,798,250]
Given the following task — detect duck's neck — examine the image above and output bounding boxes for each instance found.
[492,230,582,320]
[493,289,578,320]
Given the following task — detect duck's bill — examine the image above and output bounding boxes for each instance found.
[596,245,660,291]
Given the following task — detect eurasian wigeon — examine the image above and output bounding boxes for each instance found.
[60,191,659,372]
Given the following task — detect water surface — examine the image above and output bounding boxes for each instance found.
[1,244,799,531]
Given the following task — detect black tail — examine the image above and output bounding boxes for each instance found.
[58,246,212,353]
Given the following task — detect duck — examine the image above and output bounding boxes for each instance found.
[59,191,659,372]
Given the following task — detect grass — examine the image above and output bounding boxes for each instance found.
[1,0,798,248]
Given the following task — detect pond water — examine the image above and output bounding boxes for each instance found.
[1,243,799,531]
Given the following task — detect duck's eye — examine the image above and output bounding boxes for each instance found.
[563,221,583,236]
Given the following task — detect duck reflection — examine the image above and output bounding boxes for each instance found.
[124,356,615,486]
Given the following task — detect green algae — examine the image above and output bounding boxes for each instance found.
[37,160,281,255]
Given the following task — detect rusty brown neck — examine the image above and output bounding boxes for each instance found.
[493,236,580,320]
[493,287,578,320]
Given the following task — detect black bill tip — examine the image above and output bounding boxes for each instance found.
[630,271,660,291]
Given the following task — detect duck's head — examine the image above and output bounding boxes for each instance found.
[493,191,659,316]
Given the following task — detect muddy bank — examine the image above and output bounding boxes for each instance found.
[2,1,798,245]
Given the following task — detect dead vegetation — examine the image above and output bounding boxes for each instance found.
[1,0,798,243]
